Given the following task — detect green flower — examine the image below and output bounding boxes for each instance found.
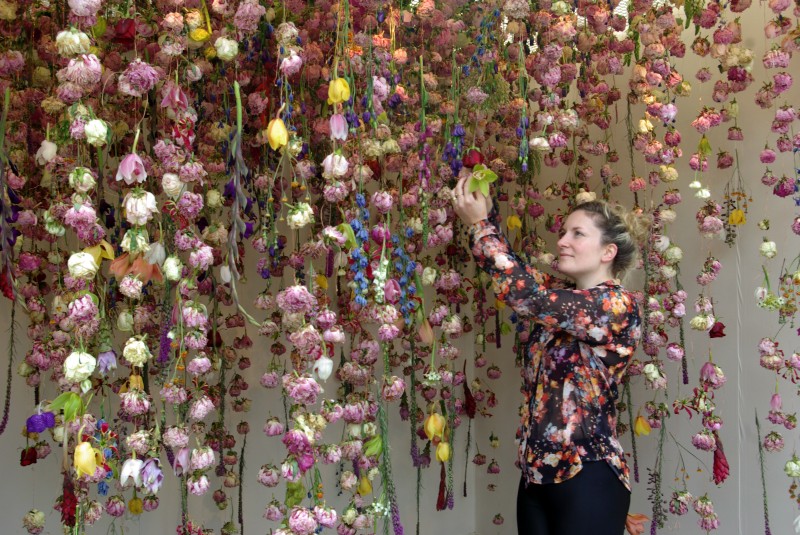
[468,164,498,198]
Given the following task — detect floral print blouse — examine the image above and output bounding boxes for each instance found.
[469,214,642,492]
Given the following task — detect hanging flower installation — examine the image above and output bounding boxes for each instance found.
[0,0,798,533]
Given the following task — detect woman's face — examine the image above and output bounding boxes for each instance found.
[556,210,616,287]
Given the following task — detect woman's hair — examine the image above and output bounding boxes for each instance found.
[569,200,652,279]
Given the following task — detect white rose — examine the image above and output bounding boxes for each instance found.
[689,314,714,331]
[214,37,239,61]
[642,363,661,382]
[64,351,96,383]
[760,240,777,259]
[17,360,35,377]
[659,165,678,182]
[84,119,108,147]
[663,245,682,265]
[422,266,437,286]
[123,189,158,226]
[35,140,58,165]
[68,167,96,193]
[321,153,349,179]
[120,229,150,255]
[162,173,184,198]
[652,235,670,253]
[575,190,596,204]
[67,252,98,279]
[286,202,315,230]
[144,242,166,266]
[0,0,18,20]
[206,189,222,209]
[660,265,677,279]
[660,208,677,223]
[123,337,152,367]
[785,456,800,478]
[528,136,551,152]
[539,252,555,265]
[162,256,184,281]
[117,310,134,332]
[55,28,90,56]
[313,356,334,382]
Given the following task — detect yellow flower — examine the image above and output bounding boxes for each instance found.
[634,415,651,437]
[315,274,328,290]
[436,441,451,462]
[189,28,211,43]
[83,239,115,266]
[728,209,746,226]
[74,442,98,477]
[357,475,372,495]
[506,215,522,232]
[327,78,351,105]
[266,117,289,151]
[128,496,143,515]
[494,298,506,311]
[424,412,446,441]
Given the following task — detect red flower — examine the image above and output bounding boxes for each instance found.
[709,321,726,338]
[462,362,477,419]
[112,19,137,47]
[462,148,484,169]
[61,472,78,527]
[20,446,37,466]
[712,431,729,484]
[436,462,447,511]
[0,268,15,300]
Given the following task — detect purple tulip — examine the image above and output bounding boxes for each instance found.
[141,458,164,494]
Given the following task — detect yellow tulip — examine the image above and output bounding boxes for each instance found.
[128,374,144,392]
[357,475,372,495]
[128,496,143,515]
[494,298,506,311]
[634,415,651,437]
[424,412,446,441]
[84,240,115,266]
[204,46,217,60]
[74,442,97,477]
[266,117,289,151]
[315,274,328,290]
[507,215,522,232]
[728,209,746,226]
[189,28,211,43]
[436,441,451,463]
[327,78,351,105]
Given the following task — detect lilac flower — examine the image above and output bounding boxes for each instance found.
[141,458,164,494]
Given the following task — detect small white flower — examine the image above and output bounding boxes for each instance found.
[286,202,315,230]
[55,28,90,56]
[162,256,184,281]
[35,140,58,165]
[68,167,96,193]
[120,457,144,487]
[313,356,334,382]
[760,240,777,259]
[64,351,96,384]
[421,266,437,286]
[214,37,239,61]
[123,337,152,367]
[84,119,108,147]
[162,173,184,198]
[206,189,222,209]
[67,252,98,279]
[528,136,551,152]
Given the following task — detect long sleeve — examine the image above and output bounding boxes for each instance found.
[468,219,640,352]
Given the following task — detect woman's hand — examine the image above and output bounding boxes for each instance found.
[452,175,490,225]
[625,513,649,535]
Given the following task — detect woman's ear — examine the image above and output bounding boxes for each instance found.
[602,243,618,263]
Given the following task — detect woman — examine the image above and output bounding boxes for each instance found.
[452,176,650,535]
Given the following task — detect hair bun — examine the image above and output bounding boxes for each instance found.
[622,208,652,246]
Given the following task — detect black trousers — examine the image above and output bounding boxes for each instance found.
[516,461,631,535]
